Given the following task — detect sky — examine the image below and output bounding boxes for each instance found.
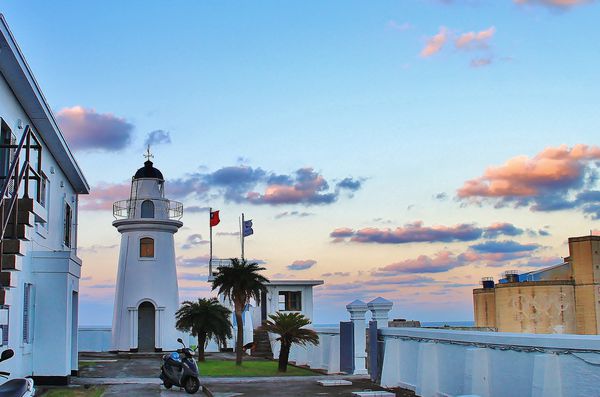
[3,0,600,325]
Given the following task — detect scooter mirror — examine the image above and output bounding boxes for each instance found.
[0,349,14,362]
[177,338,183,343]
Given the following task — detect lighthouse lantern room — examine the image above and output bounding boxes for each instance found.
[111,156,184,352]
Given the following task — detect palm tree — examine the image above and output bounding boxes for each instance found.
[263,312,319,372]
[175,298,232,361]
[212,258,269,365]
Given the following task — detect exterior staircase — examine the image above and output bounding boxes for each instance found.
[0,125,43,308]
[251,327,273,359]
[0,198,35,306]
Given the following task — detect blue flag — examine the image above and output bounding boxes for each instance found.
[243,219,254,237]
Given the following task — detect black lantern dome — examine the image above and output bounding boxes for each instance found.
[133,160,164,181]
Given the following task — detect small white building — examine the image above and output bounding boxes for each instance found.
[111,160,184,352]
[0,15,89,384]
[254,280,323,327]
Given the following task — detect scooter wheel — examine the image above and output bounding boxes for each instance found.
[184,377,200,394]
[163,380,173,389]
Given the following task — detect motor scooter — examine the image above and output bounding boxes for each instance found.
[159,338,200,394]
[0,349,35,397]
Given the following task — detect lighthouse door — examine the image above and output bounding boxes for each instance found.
[137,302,156,351]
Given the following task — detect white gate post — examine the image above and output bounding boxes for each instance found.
[346,299,368,375]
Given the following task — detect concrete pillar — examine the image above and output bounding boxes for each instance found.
[532,354,563,397]
[367,297,393,328]
[464,348,491,397]
[416,342,439,397]
[346,299,368,375]
[380,338,401,388]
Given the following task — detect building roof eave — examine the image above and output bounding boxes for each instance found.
[0,15,89,194]
[266,280,324,287]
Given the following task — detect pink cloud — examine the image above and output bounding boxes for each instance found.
[457,144,600,201]
[514,0,593,8]
[420,27,448,57]
[455,27,495,50]
[80,182,130,211]
[56,106,133,151]
[378,250,465,274]
[247,168,341,205]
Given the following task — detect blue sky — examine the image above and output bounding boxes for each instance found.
[2,0,600,325]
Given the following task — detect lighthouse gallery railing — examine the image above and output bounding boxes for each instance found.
[112,198,183,220]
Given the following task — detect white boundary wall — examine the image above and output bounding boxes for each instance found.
[379,327,600,397]
[270,326,340,374]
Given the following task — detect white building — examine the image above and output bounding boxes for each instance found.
[0,15,89,384]
[111,160,184,352]
[253,280,323,327]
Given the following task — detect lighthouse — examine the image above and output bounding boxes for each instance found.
[111,156,184,352]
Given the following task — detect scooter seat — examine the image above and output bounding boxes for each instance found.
[0,379,28,397]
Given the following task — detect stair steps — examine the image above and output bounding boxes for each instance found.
[0,199,36,306]
[251,328,274,359]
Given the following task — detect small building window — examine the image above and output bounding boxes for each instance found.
[63,203,72,247]
[278,291,302,311]
[141,200,154,218]
[140,237,154,258]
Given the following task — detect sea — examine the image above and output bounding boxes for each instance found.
[314,321,475,328]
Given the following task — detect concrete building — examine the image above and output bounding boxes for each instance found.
[0,15,89,384]
[111,159,184,352]
[473,235,600,334]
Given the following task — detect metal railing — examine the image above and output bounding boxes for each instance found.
[0,125,43,275]
[112,198,183,220]
[208,258,233,281]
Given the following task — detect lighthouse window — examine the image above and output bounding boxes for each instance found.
[140,237,154,258]
[141,200,154,218]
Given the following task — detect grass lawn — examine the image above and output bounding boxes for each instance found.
[199,359,318,377]
[41,386,105,397]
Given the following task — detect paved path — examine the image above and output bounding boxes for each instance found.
[73,353,407,396]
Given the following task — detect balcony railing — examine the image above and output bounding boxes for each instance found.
[208,258,233,281]
[112,198,183,220]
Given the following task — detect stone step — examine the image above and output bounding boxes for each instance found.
[3,224,29,240]
[0,239,26,256]
[0,289,7,306]
[0,272,14,289]
[5,211,35,226]
[1,254,20,271]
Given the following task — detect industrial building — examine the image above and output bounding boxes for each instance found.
[473,235,600,334]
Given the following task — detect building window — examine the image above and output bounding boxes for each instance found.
[140,237,154,258]
[39,173,48,208]
[141,200,154,218]
[278,291,302,311]
[0,306,9,346]
[64,202,72,247]
[1,122,16,194]
[22,283,32,344]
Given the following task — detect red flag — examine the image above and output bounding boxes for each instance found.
[210,210,220,227]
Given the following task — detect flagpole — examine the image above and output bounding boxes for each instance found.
[209,207,213,279]
[241,213,245,261]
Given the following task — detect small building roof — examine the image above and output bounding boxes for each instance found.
[0,15,89,194]
[266,280,324,286]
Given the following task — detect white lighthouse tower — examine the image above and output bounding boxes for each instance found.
[111,156,184,352]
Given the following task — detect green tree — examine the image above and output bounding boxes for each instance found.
[212,258,268,365]
[262,312,319,372]
[175,298,232,361]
